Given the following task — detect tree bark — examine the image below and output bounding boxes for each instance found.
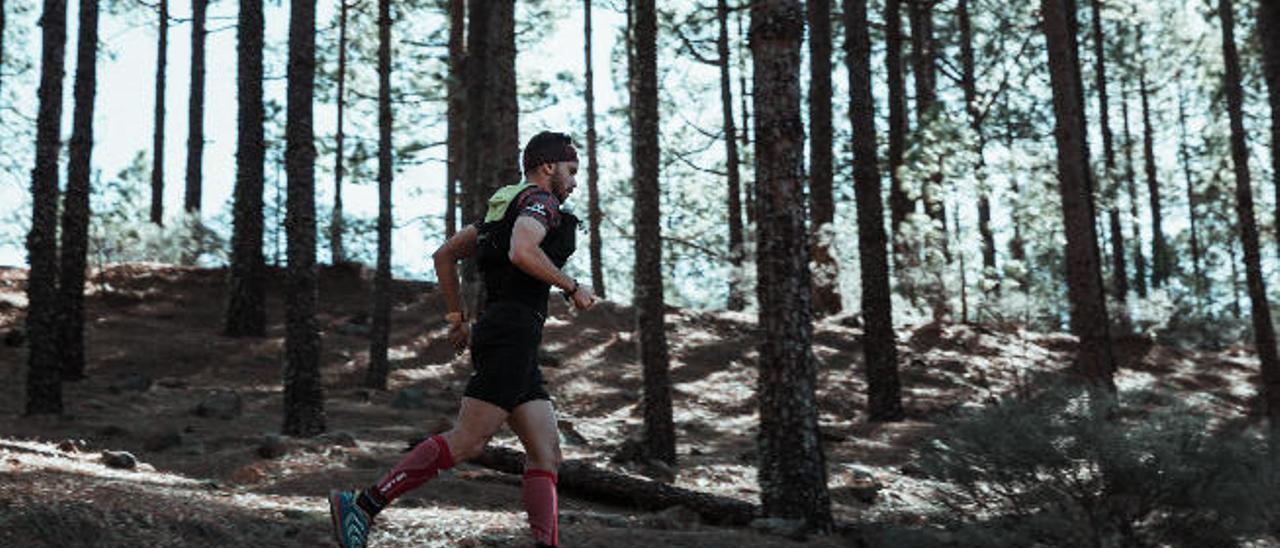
[225,0,267,338]
[0,0,6,100]
[1258,0,1280,263]
[807,0,841,317]
[885,0,910,250]
[847,0,903,422]
[1220,0,1280,440]
[330,0,350,262]
[58,0,99,382]
[1041,0,1115,388]
[1177,84,1203,303]
[752,0,833,532]
[631,0,675,466]
[718,0,744,311]
[445,0,463,239]
[738,6,754,227]
[1120,81,1147,298]
[283,0,325,437]
[26,0,67,415]
[184,0,206,213]
[584,0,605,299]
[150,0,168,225]
[460,0,518,318]
[1139,64,1170,287]
[909,0,947,255]
[472,446,759,526]
[1088,0,1125,303]
[366,0,393,391]
[958,0,995,289]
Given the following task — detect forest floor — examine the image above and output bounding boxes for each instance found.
[0,263,1267,547]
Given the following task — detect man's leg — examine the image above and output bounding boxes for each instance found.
[331,397,508,547]
[509,399,562,548]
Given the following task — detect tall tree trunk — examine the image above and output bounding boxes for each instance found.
[1177,84,1204,303]
[885,0,910,252]
[150,0,168,225]
[958,0,995,288]
[738,6,754,227]
[753,0,832,532]
[1220,0,1280,441]
[58,0,99,382]
[330,0,350,262]
[225,0,267,337]
[283,0,325,437]
[584,0,605,299]
[184,0,206,213]
[807,0,841,317]
[1139,64,1170,287]
[26,0,67,415]
[631,0,675,466]
[909,0,947,256]
[460,0,517,318]
[847,0,903,423]
[1089,0,1126,302]
[445,0,463,239]
[718,0,744,311]
[1041,0,1115,388]
[1120,82,1147,298]
[1229,230,1243,319]
[1258,0,1280,262]
[2,0,8,105]
[366,0,392,391]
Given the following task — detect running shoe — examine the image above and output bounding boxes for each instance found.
[329,489,372,548]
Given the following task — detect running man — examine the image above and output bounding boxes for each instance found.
[330,131,596,548]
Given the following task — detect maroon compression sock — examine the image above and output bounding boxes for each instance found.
[368,434,455,507]
[522,469,559,547]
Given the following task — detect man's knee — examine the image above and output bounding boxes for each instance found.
[443,430,494,463]
[526,442,562,471]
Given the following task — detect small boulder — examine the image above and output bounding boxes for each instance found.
[194,390,242,420]
[390,386,428,410]
[3,328,25,348]
[750,517,808,541]
[257,434,289,459]
[100,450,138,470]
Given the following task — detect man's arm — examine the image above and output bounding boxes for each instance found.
[433,225,478,323]
[509,217,575,291]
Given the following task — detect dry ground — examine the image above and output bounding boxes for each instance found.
[0,264,1266,547]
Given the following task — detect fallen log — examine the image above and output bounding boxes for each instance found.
[470,446,760,526]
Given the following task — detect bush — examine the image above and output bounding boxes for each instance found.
[908,385,1278,547]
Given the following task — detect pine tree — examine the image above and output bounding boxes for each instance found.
[718,0,743,311]
[1177,83,1205,302]
[631,0,675,466]
[329,0,350,261]
[584,0,605,298]
[1088,0,1127,303]
[1220,0,1280,441]
[1139,60,1171,287]
[1041,0,1115,388]
[184,0,206,212]
[27,0,67,415]
[283,0,325,437]
[225,0,267,338]
[910,0,948,259]
[460,0,518,317]
[445,0,463,239]
[885,0,910,251]
[58,0,99,381]
[1258,0,1280,261]
[847,0,903,422]
[150,0,168,225]
[808,0,841,316]
[366,0,393,391]
[1120,80,1147,298]
[958,0,996,292]
[753,0,832,532]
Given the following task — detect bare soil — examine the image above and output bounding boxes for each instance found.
[0,264,1265,547]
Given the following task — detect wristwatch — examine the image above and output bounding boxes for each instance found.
[446,311,465,326]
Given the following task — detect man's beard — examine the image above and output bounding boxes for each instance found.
[550,172,569,201]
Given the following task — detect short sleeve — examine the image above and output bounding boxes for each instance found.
[516,190,562,230]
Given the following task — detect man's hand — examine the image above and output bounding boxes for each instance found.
[568,284,597,311]
[447,322,470,354]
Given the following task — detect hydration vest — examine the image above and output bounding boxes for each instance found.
[476,183,579,316]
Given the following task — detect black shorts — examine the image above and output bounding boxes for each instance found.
[463,301,551,412]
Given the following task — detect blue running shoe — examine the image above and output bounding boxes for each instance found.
[329,490,372,548]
